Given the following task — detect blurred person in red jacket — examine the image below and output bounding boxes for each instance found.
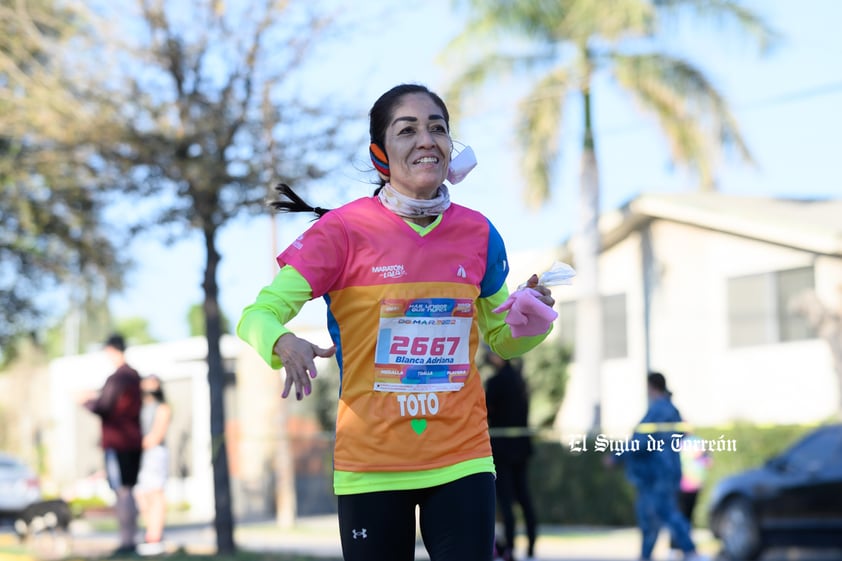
[81,333,143,555]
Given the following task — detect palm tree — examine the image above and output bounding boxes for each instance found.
[444,0,778,430]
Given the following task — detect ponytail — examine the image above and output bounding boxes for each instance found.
[267,183,330,218]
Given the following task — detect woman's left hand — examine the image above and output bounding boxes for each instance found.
[525,274,555,307]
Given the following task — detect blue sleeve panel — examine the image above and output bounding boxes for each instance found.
[480,219,509,298]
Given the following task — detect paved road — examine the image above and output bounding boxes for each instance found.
[4,516,842,561]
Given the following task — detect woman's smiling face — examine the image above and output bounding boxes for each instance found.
[383,92,452,200]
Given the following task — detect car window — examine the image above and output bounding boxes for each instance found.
[782,427,842,472]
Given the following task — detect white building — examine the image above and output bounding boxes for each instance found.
[534,192,842,435]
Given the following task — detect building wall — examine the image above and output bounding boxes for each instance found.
[648,220,837,426]
[0,344,53,473]
[555,220,840,434]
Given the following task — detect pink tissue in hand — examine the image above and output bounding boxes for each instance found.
[492,288,558,337]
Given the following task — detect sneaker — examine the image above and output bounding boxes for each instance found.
[136,541,167,556]
[110,544,137,557]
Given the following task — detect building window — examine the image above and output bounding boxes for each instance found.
[556,294,628,359]
[727,266,816,348]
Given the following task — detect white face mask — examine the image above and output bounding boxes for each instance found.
[377,183,451,218]
[446,146,477,184]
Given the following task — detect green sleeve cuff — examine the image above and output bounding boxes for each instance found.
[236,265,314,369]
[477,285,553,359]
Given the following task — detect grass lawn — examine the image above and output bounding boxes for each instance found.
[0,550,344,561]
[0,539,343,561]
[102,552,343,561]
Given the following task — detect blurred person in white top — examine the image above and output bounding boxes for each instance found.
[135,375,171,556]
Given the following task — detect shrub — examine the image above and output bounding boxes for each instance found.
[525,422,820,528]
[528,439,636,526]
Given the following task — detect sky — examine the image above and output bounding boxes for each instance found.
[109,0,842,342]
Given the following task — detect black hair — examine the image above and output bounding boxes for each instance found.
[647,371,668,394]
[368,84,451,188]
[148,387,165,403]
[143,376,166,403]
[266,183,329,218]
[104,333,126,353]
[369,83,450,148]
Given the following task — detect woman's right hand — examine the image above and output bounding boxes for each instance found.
[273,333,336,400]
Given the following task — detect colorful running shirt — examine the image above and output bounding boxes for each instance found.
[277,197,508,473]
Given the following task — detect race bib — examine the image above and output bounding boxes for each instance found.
[373,298,473,392]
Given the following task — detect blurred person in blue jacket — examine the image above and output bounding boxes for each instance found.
[607,372,706,561]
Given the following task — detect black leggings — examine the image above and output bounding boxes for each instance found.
[337,472,496,561]
[670,490,699,549]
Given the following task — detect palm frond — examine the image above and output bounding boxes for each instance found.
[517,67,570,208]
[444,51,553,123]
[653,0,782,53]
[453,0,653,43]
[440,2,524,54]
[553,0,654,42]
[612,52,753,190]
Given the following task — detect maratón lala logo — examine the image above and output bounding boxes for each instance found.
[372,263,407,279]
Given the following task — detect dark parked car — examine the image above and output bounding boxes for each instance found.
[708,424,842,559]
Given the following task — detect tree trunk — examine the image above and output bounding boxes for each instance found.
[202,224,236,554]
[574,78,604,432]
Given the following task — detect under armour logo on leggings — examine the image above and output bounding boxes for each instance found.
[352,528,367,540]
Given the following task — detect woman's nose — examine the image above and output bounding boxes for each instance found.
[416,129,435,147]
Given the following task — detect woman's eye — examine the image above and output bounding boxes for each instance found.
[431,125,447,133]
[399,127,414,135]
